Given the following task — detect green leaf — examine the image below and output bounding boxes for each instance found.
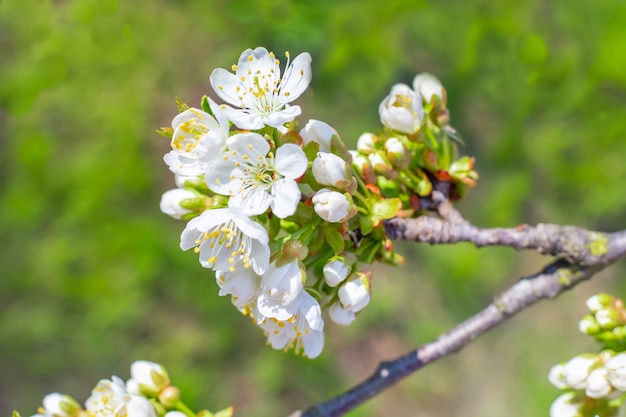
[323,225,345,255]
[359,216,374,235]
[373,198,402,220]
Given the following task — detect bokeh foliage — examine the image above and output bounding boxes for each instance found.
[1,0,626,416]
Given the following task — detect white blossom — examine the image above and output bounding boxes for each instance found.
[312,152,351,188]
[328,302,356,326]
[356,133,378,155]
[312,189,355,223]
[257,260,306,320]
[159,188,197,219]
[180,207,270,274]
[128,361,170,397]
[548,364,567,389]
[323,257,350,287]
[206,133,307,218]
[549,393,582,417]
[300,119,338,152]
[33,393,82,417]
[216,269,261,309]
[164,104,228,177]
[606,352,626,391]
[379,83,424,134]
[210,47,312,129]
[562,355,598,389]
[258,291,325,358]
[412,73,446,105]
[85,376,156,417]
[338,274,371,313]
[586,367,612,399]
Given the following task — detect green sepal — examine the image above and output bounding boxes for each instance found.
[302,140,320,161]
[179,197,208,211]
[156,127,174,138]
[201,95,213,115]
[359,216,374,236]
[180,212,200,221]
[373,198,402,220]
[12,411,21,417]
[176,97,190,113]
[268,214,281,240]
[323,225,345,255]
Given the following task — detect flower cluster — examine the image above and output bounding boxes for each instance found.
[159,47,478,358]
[23,361,232,417]
[548,294,626,417]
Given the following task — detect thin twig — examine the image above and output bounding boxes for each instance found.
[289,227,626,417]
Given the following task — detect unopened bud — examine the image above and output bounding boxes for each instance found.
[412,73,446,108]
[351,153,377,184]
[158,386,180,408]
[300,119,339,153]
[356,133,380,155]
[38,393,82,417]
[160,189,199,220]
[563,355,598,389]
[606,353,626,391]
[579,314,601,335]
[130,360,170,397]
[549,392,583,417]
[312,152,353,190]
[595,309,623,330]
[312,189,357,223]
[323,257,351,287]
[368,151,396,179]
[587,294,617,313]
[548,364,567,389]
[338,273,371,313]
[586,368,612,399]
[328,302,356,326]
[384,137,410,169]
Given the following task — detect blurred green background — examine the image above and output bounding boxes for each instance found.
[2,0,626,416]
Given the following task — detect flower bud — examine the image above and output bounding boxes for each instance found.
[37,393,82,417]
[323,257,351,287]
[338,273,371,313]
[412,73,446,108]
[312,152,352,189]
[549,392,582,417]
[328,302,356,326]
[563,355,598,389]
[312,189,356,223]
[379,83,424,134]
[368,151,396,179]
[356,133,380,155]
[587,293,618,313]
[595,309,623,330]
[586,368,612,399]
[384,137,410,169]
[351,153,377,184]
[548,364,567,389]
[578,314,601,335]
[158,386,180,408]
[129,360,170,397]
[164,412,188,417]
[300,119,338,153]
[159,189,198,219]
[606,353,626,391]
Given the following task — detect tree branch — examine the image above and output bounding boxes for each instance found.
[290,219,626,417]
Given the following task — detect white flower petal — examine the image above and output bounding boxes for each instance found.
[275,143,307,179]
[270,178,300,218]
[279,52,312,102]
[230,187,272,216]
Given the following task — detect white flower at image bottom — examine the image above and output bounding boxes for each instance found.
[210,47,312,130]
[85,376,156,417]
[180,207,270,274]
[206,133,307,218]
